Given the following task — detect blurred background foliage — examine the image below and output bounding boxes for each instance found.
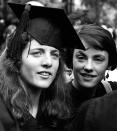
[1,0,116,26]
[0,0,116,28]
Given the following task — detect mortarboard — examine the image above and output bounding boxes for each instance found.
[7,2,85,60]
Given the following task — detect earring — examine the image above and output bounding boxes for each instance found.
[106,70,109,79]
[104,70,109,81]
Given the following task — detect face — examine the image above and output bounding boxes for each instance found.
[20,39,60,89]
[64,64,73,83]
[73,40,109,88]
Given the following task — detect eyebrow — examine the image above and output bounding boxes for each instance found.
[30,48,44,51]
[75,50,85,55]
[93,54,105,57]
[51,49,59,53]
[27,46,45,58]
[29,47,59,55]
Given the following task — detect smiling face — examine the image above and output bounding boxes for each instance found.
[20,39,60,89]
[73,39,109,88]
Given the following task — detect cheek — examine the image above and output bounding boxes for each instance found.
[52,60,59,75]
[94,63,108,83]
[20,61,34,79]
[20,57,38,77]
[73,62,81,80]
[96,61,109,75]
[97,67,107,81]
[96,52,109,75]
[23,58,37,70]
[73,58,82,72]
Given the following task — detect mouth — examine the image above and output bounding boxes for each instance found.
[38,71,52,78]
[80,73,96,79]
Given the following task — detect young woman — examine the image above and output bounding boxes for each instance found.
[64,24,117,131]
[0,2,84,131]
[66,24,117,109]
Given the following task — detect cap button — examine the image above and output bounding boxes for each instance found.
[25,4,31,11]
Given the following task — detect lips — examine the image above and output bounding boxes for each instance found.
[38,71,52,78]
[81,73,96,78]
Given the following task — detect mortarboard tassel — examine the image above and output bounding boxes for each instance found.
[7,4,31,62]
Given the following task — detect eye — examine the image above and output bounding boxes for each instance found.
[51,51,60,59]
[64,69,72,76]
[77,55,85,59]
[94,56,105,62]
[30,50,43,57]
[75,54,86,61]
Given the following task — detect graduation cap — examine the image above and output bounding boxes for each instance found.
[7,2,84,61]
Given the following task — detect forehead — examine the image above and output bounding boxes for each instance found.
[73,48,109,57]
[27,39,59,51]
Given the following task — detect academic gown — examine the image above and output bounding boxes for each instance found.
[67,90,117,131]
[64,81,117,131]
[0,95,63,131]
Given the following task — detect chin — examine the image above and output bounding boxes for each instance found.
[81,83,96,88]
[35,82,51,89]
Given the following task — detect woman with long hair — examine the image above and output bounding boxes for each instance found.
[0,1,84,131]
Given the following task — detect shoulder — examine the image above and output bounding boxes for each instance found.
[77,91,117,131]
[101,80,117,93]
[0,97,20,131]
[108,81,117,90]
[0,97,13,122]
[84,90,117,119]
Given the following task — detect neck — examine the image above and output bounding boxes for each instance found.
[19,77,41,118]
[72,79,96,91]
[72,79,98,98]
[29,92,41,118]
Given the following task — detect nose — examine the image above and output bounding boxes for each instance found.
[84,59,93,72]
[41,54,52,68]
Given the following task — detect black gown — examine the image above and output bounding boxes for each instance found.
[19,105,65,131]
[0,95,65,131]
[67,81,117,109]
[72,90,117,131]
[64,81,117,131]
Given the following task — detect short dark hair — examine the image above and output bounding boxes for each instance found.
[76,24,117,70]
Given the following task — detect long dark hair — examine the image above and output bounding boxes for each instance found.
[0,32,71,125]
